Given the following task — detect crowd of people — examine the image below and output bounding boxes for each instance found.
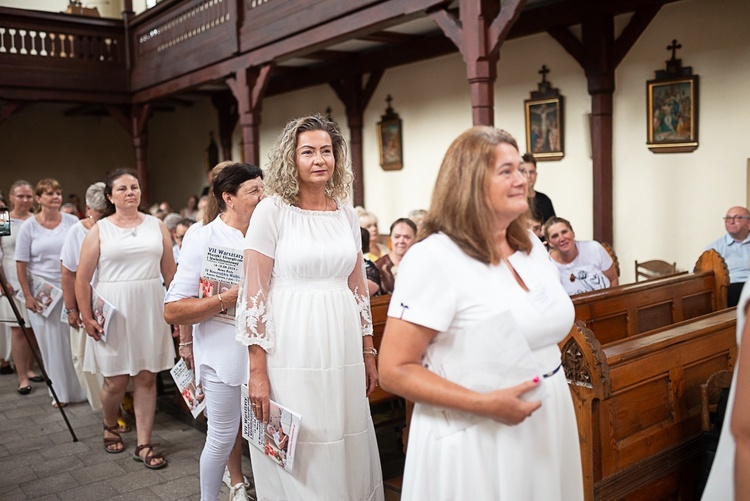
[1,115,747,501]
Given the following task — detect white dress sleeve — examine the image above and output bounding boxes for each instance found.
[13,218,33,263]
[344,205,373,337]
[235,198,279,352]
[387,235,458,333]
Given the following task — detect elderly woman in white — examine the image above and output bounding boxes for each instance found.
[164,163,264,501]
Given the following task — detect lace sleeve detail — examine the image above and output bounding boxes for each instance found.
[349,252,374,337]
[234,250,275,352]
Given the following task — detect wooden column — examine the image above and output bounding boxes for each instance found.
[549,2,663,245]
[226,65,273,166]
[211,90,238,161]
[329,70,383,207]
[431,0,527,126]
[131,104,151,205]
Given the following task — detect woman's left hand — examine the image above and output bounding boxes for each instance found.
[364,354,379,396]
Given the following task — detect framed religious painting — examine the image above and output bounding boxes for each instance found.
[524,96,564,161]
[646,75,699,153]
[377,95,403,171]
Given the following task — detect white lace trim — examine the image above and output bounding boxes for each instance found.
[353,286,373,336]
[234,289,274,352]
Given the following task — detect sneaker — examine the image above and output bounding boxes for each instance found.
[229,482,249,501]
[223,466,249,489]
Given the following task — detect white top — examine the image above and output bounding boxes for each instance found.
[60,220,89,272]
[701,283,750,499]
[388,232,583,500]
[0,216,32,289]
[165,215,247,386]
[14,213,78,283]
[550,240,613,295]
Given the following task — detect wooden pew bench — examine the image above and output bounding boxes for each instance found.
[563,309,737,501]
[569,249,729,345]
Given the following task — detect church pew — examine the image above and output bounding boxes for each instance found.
[569,249,729,345]
[369,294,397,405]
[562,309,737,501]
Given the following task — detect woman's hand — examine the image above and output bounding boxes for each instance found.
[249,368,271,423]
[24,296,41,314]
[221,284,240,310]
[83,316,104,341]
[478,379,543,425]
[364,354,379,396]
[178,343,194,370]
[66,309,83,329]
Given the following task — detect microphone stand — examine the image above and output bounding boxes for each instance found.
[0,267,78,442]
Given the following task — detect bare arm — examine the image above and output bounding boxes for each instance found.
[158,221,176,289]
[379,317,542,425]
[16,261,39,312]
[733,302,750,500]
[603,264,619,288]
[61,266,82,328]
[164,284,238,325]
[75,225,101,340]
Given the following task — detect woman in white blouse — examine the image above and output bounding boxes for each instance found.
[15,178,85,406]
[164,163,263,501]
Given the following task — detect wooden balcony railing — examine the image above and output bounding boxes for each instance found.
[0,7,128,101]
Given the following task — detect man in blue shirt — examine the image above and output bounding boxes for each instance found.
[707,206,750,307]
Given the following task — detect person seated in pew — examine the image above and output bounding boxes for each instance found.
[527,212,548,250]
[360,227,382,297]
[522,152,556,224]
[375,217,417,294]
[544,216,619,295]
[706,206,750,307]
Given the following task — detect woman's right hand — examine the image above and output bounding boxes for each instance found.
[66,310,83,329]
[478,378,543,425]
[249,369,271,423]
[24,296,40,314]
[83,317,104,341]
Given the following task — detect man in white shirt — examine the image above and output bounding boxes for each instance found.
[707,206,750,307]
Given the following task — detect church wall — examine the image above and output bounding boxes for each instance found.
[1,0,747,284]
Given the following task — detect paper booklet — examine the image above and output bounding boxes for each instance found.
[90,286,116,342]
[169,358,207,418]
[199,245,243,325]
[21,275,63,319]
[424,309,548,438]
[241,384,302,473]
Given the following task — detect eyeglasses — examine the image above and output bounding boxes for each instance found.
[723,216,750,222]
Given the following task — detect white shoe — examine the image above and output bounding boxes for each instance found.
[223,466,249,489]
[229,482,250,501]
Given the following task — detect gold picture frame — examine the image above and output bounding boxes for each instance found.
[646,75,699,153]
[377,117,403,171]
[524,96,564,161]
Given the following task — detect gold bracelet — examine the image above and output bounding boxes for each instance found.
[363,347,378,357]
[178,341,192,347]
[217,293,226,313]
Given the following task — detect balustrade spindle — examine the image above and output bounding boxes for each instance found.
[40,31,48,56]
[9,28,17,54]
[0,28,6,53]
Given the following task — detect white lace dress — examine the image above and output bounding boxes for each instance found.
[236,196,384,501]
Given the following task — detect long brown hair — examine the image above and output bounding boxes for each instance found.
[421,126,531,265]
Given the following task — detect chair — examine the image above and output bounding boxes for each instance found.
[599,242,620,277]
[700,369,733,431]
[635,259,678,282]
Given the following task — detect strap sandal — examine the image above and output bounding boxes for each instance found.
[103,422,126,454]
[133,443,167,470]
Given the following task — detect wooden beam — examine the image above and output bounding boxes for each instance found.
[227,65,274,166]
[105,104,132,135]
[0,101,26,127]
[547,26,584,67]
[359,31,421,45]
[487,0,527,55]
[429,9,463,53]
[613,4,663,67]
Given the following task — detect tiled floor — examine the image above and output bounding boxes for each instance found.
[0,369,254,500]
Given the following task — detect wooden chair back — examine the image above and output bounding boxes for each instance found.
[635,259,678,282]
[599,241,620,277]
[700,369,733,431]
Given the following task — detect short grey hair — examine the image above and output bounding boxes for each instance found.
[85,182,107,211]
[163,213,182,231]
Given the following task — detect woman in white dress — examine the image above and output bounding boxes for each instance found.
[14,178,85,406]
[236,114,384,501]
[76,168,176,468]
[60,182,108,411]
[0,180,43,394]
[702,283,750,500]
[164,163,264,501]
[379,127,584,500]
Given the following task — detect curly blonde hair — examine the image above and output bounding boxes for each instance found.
[265,114,352,205]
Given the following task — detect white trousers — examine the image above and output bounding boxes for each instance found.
[200,365,241,501]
